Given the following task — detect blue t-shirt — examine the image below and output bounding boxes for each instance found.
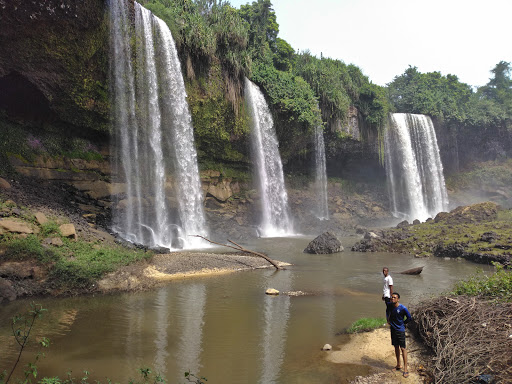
[387,303,412,332]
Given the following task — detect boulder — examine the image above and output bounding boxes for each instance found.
[51,237,64,247]
[34,212,49,225]
[304,232,344,254]
[0,278,16,302]
[364,231,380,240]
[321,344,332,351]
[396,220,410,229]
[59,223,77,240]
[0,177,11,189]
[435,202,499,225]
[480,231,500,243]
[0,219,34,234]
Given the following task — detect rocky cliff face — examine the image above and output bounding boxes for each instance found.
[0,0,110,135]
[433,117,512,174]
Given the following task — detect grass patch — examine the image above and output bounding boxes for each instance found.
[0,230,152,291]
[40,221,61,237]
[2,234,59,264]
[452,263,512,301]
[346,317,387,334]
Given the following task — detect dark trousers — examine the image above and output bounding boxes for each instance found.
[384,297,391,320]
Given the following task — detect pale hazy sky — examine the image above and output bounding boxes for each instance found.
[228,0,512,87]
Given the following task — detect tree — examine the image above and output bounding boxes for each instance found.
[480,61,512,115]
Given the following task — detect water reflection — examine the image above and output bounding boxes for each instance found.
[175,284,206,378]
[260,271,293,383]
[125,295,145,363]
[153,289,170,373]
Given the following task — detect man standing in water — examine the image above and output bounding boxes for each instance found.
[388,292,412,378]
[382,267,393,320]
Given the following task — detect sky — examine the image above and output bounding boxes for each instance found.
[227,0,512,88]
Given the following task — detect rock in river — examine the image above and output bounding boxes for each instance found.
[304,232,344,254]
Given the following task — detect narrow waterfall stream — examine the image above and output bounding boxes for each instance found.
[314,125,329,220]
[245,78,295,237]
[384,113,449,221]
[109,1,207,249]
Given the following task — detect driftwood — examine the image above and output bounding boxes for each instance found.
[399,266,424,275]
[414,296,512,383]
[192,235,284,270]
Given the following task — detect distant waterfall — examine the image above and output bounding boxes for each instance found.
[245,78,294,237]
[384,113,449,222]
[314,125,329,220]
[109,0,207,249]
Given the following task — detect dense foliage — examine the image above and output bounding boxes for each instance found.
[294,52,389,130]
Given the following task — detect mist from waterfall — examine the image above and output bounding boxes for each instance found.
[314,125,329,220]
[245,78,294,237]
[109,0,207,249]
[384,113,449,222]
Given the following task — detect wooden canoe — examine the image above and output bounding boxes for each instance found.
[399,266,424,275]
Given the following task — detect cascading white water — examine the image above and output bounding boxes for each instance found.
[109,0,208,249]
[245,78,294,237]
[384,113,449,222]
[314,125,329,220]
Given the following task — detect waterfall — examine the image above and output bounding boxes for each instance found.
[245,78,294,237]
[109,0,208,249]
[384,113,449,222]
[314,125,329,220]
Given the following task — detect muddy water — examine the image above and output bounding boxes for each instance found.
[0,236,493,383]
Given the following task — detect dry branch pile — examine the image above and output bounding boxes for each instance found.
[413,296,512,383]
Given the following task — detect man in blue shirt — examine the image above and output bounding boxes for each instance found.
[388,292,412,378]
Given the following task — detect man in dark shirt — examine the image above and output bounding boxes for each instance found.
[388,292,412,378]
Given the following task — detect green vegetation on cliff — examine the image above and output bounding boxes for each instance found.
[142,0,389,168]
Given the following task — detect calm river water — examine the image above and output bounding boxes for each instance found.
[0,236,493,383]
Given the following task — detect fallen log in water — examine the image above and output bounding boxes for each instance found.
[191,235,284,270]
[399,266,424,275]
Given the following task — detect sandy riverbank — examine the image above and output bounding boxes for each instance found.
[328,327,426,383]
[97,251,291,293]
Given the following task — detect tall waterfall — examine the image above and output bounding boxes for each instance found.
[245,78,294,237]
[109,0,207,249]
[314,125,329,220]
[384,113,449,222]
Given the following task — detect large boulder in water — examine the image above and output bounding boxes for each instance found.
[304,232,344,254]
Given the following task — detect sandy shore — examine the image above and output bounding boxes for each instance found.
[97,251,291,292]
[327,327,425,383]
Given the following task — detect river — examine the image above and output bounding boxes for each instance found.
[0,236,493,383]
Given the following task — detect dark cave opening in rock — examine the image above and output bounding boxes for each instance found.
[0,71,57,126]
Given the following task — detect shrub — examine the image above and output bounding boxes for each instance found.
[452,263,512,301]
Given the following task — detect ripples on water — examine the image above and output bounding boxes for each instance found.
[0,236,493,383]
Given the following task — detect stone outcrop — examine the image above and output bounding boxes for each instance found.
[434,202,499,224]
[304,232,344,254]
[0,277,16,302]
[0,0,109,133]
[0,219,35,234]
[35,211,49,225]
[59,223,77,240]
[0,177,11,189]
